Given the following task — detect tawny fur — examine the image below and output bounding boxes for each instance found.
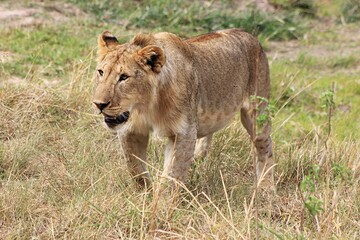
[93,29,274,188]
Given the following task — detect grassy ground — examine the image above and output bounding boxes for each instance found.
[0,0,359,239]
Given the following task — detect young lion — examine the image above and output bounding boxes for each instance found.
[93,29,274,188]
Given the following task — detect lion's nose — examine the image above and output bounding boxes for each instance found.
[93,101,110,111]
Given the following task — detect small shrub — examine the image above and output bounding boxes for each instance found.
[270,0,317,17]
[342,0,360,23]
[250,95,277,131]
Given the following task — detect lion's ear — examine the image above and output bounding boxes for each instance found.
[98,31,119,57]
[137,45,165,73]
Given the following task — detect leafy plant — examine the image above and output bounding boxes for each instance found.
[321,85,335,136]
[332,163,352,184]
[250,96,277,132]
[300,164,324,216]
[321,90,335,112]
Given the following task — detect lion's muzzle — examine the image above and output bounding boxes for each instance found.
[104,111,130,127]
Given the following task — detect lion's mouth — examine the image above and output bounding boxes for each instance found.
[104,111,130,127]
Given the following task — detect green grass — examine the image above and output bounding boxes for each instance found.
[67,0,307,41]
[1,0,359,238]
[271,56,360,141]
[0,22,99,79]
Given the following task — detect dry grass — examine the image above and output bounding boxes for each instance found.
[1,53,359,239]
[1,0,359,239]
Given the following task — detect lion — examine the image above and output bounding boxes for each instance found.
[93,29,274,189]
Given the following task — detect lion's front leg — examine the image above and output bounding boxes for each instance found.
[118,131,151,188]
[162,127,197,185]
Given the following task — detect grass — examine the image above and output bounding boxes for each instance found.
[67,0,307,41]
[1,0,359,238]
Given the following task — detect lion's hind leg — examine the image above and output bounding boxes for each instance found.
[241,105,275,188]
[194,134,213,159]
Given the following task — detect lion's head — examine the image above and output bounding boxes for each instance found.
[93,31,166,130]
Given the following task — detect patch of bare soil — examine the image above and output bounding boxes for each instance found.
[205,0,275,13]
[268,24,360,62]
[237,0,275,12]
[0,51,13,63]
[0,1,86,28]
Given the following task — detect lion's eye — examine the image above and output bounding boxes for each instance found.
[98,69,104,77]
[119,74,129,82]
